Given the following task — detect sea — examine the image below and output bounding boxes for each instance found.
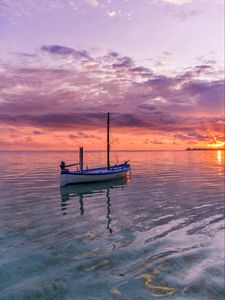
[0,150,224,300]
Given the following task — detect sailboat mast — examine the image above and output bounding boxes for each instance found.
[107,112,110,170]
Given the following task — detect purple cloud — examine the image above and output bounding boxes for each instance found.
[41,45,90,60]
[0,45,223,148]
[32,130,44,135]
[112,56,134,69]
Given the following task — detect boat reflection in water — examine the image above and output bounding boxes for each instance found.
[60,177,129,234]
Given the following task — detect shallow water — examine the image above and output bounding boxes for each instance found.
[0,150,224,300]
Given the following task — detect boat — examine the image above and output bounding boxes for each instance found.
[60,112,131,186]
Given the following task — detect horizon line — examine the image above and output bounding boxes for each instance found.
[0,149,224,152]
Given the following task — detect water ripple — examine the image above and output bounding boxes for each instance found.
[0,150,224,299]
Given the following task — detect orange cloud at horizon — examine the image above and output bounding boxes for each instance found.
[0,123,224,151]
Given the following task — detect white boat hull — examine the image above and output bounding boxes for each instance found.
[60,165,130,186]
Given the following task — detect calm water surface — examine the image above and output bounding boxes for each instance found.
[0,150,224,300]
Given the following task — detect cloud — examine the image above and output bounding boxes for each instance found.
[181,79,224,114]
[173,9,201,21]
[175,132,207,141]
[155,0,224,6]
[87,0,99,7]
[32,130,44,135]
[174,131,224,145]
[0,45,224,148]
[1,0,223,26]
[0,0,69,23]
[150,139,166,144]
[68,131,101,139]
[162,51,173,56]
[41,45,90,60]
[112,56,134,69]
[161,0,191,5]
[106,11,117,17]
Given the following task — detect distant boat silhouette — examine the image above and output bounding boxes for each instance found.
[60,113,131,186]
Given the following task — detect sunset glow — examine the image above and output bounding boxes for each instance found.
[210,140,225,149]
[0,0,224,150]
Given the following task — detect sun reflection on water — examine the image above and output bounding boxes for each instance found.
[217,150,222,163]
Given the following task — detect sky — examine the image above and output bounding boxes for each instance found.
[0,0,224,150]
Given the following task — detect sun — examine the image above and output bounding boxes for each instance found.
[210,140,225,149]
